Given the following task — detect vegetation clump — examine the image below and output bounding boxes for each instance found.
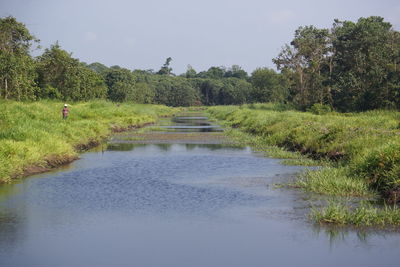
[312,202,400,227]
[296,167,374,197]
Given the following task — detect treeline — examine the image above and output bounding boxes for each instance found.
[0,16,271,106]
[88,62,259,106]
[1,16,399,111]
[274,16,400,111]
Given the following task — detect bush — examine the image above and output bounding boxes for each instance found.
[353,141,400,197]
[307,103,332,115]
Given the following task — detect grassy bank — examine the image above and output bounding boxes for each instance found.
[311,202,400,227]
[0,100,176,183]
[207,104,400,226]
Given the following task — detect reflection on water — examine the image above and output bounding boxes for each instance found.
[159,115,223,132]
[0,112,399,267]
[107,143,245,152]
[158,125,223,132]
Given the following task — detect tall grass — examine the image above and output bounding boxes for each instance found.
[222,127,320,166]
[0,100,176,183]
[296,167,375,197]
[311,202,400,227]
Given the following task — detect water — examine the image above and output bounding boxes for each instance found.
[0,114,399,267]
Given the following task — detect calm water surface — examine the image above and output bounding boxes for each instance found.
[0,114,399,267]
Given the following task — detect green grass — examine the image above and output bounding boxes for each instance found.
[311,202,400,227]
[296,167,375,197]
[220,127,321,166]
[0,100,177,183]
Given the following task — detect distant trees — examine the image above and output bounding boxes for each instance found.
[87,62,109,75]
[36,43,107,101]
[157,57,173,75]
[224,65,248,79]
[274,16,400,111]
[1,15,399,111]
[0,16,38,100]
[330,17,399,111]
[104,68,136,102]
[250,68,288,103]
[185,65,197,78]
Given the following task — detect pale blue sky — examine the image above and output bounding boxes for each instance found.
[1,0,399,74]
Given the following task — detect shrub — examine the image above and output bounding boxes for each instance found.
[307,103,332,115]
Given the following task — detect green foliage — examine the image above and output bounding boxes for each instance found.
[197,66,226,79]
[198,79,224,105]
[87,62,109,75]
[157,57,173,75]
[185,65,197,78]
[217,78,252,105]
[153,76,199,106]
[311,202,400,227]
[296,167,374,197]
[132,82,155,104]
[104,68,136,102]
[307,103,332,115]
[224,65,248,79]
[250,68,288,102]
[274,16,400,111]
[36,43,107,101]
[0,16,39,100]
[331,17,399,111]
[353,141,400,195]
[244,102,294,111]
[36,85,61,99]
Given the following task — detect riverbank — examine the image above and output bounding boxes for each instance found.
[0,100,176,183]
[207,104,400,227]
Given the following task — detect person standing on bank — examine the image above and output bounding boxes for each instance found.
[62,104,69,119]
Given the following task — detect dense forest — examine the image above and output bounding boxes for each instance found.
[0,16,399,111]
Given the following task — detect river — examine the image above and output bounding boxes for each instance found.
[0,113,399,267]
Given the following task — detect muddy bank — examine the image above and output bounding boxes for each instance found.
[16,154,79,179]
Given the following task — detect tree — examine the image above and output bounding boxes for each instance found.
[153,76,199,106]
[331,17,398,111]
[0,16,39,100]
[218,78,252,105]
[250,68,288,103]
[87,62,109,75]
[197,66,226,79]
[199,79,224,105]
[185,64,197,78]
[36,43,107,100]
[104,68,136,102]
[224,65,248,79]
[273,26,331,109]
[131,82,155,104]
[157,57,173,75]
[272,17,400,111]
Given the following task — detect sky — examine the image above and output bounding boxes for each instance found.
[1,0,399,74]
